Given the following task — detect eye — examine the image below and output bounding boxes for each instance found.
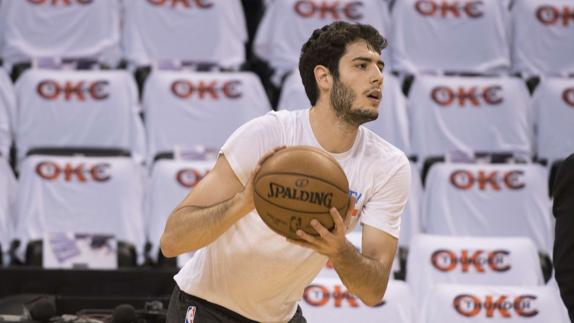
[356,63,367,70]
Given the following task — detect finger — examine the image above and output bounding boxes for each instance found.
[295,229,322,245]
[329,207,346,234]
[310,219,331,238]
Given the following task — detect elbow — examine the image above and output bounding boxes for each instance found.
[360,290,386,307]
[160,234,178,258]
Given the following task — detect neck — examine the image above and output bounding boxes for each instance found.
[309,101,359,154]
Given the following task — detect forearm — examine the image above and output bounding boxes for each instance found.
[331,242,392,307]
[160,193,251,257]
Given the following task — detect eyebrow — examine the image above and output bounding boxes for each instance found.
[352,56,385,69]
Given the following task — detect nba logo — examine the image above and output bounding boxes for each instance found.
[185,306,196,323]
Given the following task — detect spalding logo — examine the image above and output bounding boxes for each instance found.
[267,182,333,208]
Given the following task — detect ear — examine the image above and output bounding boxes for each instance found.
[313,65,332,93]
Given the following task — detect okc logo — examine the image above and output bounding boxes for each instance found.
[453,294,538,318]
[449,170,525,191]
[37,80,109,101]
[536,5,574,26]
[415,0,484,18]
[294,1,364,20]
[28,0,93,5]
[171,80,242,100]
[184,306,196,323]
[36,161,111,182]
[431,86,503,107]
[148,0,213,8]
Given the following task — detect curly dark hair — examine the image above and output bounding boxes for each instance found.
[299,22,388,106]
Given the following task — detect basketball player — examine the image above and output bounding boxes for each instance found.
[161,22,411,323]
[553,153,574,321]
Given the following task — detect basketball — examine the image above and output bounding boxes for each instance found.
[253,146,350,240]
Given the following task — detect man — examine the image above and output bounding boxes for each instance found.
[160,21,411,323]
[553,153,574,322]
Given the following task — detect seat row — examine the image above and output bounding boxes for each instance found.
[1,68,573,170]
[0,154,554,267]
[1,0,572,78]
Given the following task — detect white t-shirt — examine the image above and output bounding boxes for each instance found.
[174,109,411,322]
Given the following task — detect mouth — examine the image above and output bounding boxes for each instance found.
[365,89,382,103]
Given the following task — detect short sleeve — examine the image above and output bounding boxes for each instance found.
[360,154,411,238]
[220,111,284,186]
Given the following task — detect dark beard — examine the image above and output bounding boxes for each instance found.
[330,78,379,127]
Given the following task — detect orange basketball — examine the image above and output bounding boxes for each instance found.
[253,146,350,240]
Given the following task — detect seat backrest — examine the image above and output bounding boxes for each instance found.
[278,71,410,154]
[14,154,146,263]
[398,162,422,248]
[534,77,574,165]
[391,0,511,74]
[122,0,247,68]
[14,69,145,163]
[421,284,570,322]
[0,158,17,259]
[511,0,574,76]
[0,69,15,159]
[0,0,121,67]
[409,75,533,162]
[147,158,215,261]
[301,278,415,322]
[407,234,544,307]
[143,70,271,161]
[422,163,553,254]
[254,0,391,80]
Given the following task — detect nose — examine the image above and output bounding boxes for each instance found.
[370,67,383,87]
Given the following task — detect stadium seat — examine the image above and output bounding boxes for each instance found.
[143,70,271,162]
[300,278,415,322]
[398,163,423,250]
[253,0,392,84]
[420,284,570,322]
[13,153,146,266]
[409,75,533,164]
[511,0,574,77]
[407,234,544,307]
[146,157,215,265]
[122,0,247,69]
[0,158,16,266]
[0,0,122,70]
[0,69,15,159]
[13,68,146,164]
[534,77,574,166]
[422,162,553,255]
[391,0,511,74]
[278,70,411,154]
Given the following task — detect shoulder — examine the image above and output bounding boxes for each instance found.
[359,127,410,171]
[251,109,302,127]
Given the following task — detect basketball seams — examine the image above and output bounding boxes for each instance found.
[255,172,348,195]
[254,189,346,214]
[284,146,349,185]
